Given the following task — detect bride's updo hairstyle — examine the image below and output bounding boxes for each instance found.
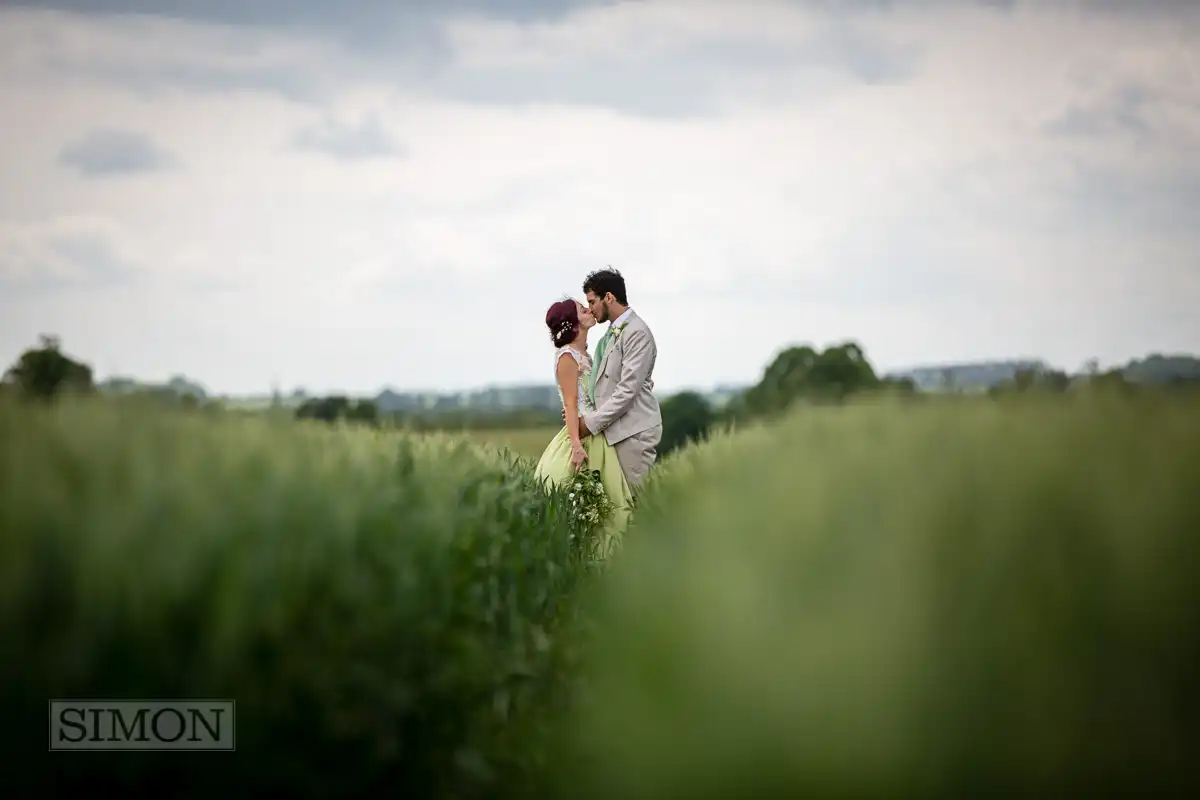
[546,299,579,348]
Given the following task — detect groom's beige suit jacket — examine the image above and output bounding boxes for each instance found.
[582,308,662,487]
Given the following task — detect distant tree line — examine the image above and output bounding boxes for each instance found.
[654,343,1200,458]
[293,395,562,431]
[983,362,1200,397]
[5,335,1198,462]
[656,341,916,458]
[294,396,380,425]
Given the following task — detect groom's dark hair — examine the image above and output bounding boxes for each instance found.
[583,267,627,305]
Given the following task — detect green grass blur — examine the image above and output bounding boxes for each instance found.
[1,391,1198,796]
[549,393,1200,797]
[0,397,597,796]
[453,425,562,460]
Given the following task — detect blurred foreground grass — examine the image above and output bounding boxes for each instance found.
[2,392,1198,796]
[0,398,595,797]
[549,393,1200,797]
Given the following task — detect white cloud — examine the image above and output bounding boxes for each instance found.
[1,0,1198,394]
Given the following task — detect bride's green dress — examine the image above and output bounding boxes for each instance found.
[534,344,634,556]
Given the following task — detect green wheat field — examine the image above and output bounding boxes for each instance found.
[2,392,1198,797]
[460,426,560,459]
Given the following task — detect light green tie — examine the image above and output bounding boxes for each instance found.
[589,328,612,405]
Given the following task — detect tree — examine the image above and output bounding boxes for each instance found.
[1042,369,1070,392]
[659,391,714,458]
[1013,368,1037,392]
[345,399,379,426]
[3,335,94,400]
[806,342,880,400]
[295,395,378,426]
[742,341,881,415]
[1089,368,1132,394]
[743,345,819,415]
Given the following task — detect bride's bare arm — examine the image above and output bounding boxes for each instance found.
[556,353,583,449]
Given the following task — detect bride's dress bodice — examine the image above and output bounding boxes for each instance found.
[555,345,597,416]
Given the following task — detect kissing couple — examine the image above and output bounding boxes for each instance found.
[534,268,662,547]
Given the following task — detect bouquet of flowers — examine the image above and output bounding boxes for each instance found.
[567,467,615,532]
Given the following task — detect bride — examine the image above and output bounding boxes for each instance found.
[534,298,633,550]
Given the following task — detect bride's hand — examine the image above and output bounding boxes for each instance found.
[571,441,588,470]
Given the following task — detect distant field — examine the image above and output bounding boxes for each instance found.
[452,425,562,459]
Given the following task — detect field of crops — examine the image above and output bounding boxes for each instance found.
[454,425,561,460]
[3,391,1199,796]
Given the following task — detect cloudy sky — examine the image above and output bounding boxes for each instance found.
[1,0,1197,395]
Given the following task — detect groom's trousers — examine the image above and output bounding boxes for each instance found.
[613,423,662,488]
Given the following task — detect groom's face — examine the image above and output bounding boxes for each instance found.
[586,290,610,322]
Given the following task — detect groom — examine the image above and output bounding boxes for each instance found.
[572,268,663,489]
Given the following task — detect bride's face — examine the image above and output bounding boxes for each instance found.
[576,301,597,330]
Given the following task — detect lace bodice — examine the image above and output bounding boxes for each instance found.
[554,345,597,416]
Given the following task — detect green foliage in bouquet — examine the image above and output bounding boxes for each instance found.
[565,468,616,561]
